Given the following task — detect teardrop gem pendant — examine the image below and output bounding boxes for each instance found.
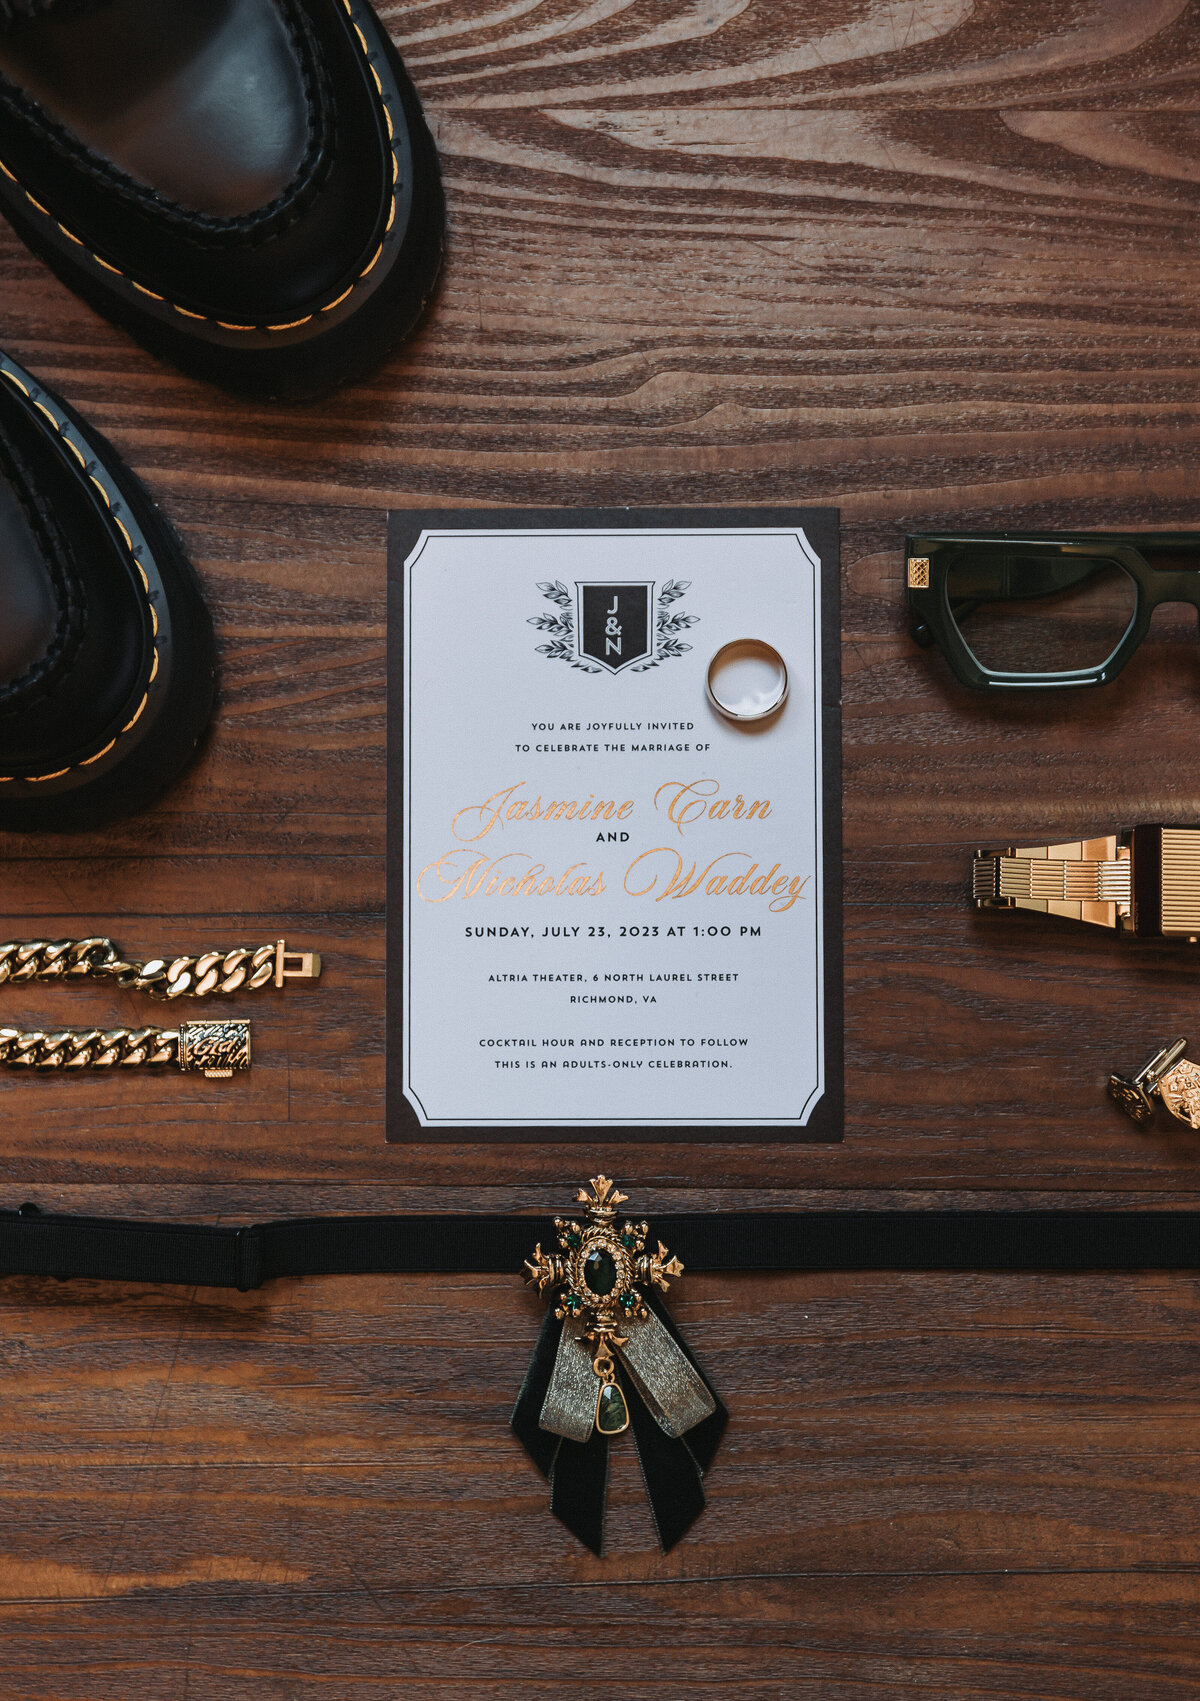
[596,1380,630,1435]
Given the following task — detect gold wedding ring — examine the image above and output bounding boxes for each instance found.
[705,639,789,722]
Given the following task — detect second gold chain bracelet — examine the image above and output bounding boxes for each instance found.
[0,936,321,1081]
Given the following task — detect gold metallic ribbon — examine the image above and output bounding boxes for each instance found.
[539,1306,716,1444]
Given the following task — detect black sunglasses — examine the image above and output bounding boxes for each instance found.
[906,531,1200,690]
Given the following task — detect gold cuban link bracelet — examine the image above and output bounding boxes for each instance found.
[0,1021,252,1079]
[0,936,321,1081]
[0,936,320,998]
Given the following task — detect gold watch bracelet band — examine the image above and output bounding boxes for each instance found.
[973,835,1131,931]
[973,825,1200,940]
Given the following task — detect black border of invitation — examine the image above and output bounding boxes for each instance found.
[386,507,843,1143]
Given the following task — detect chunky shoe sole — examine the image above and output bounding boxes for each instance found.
[0,354,216,832]
[0,0,444,401]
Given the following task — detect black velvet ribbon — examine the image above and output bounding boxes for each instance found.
[510,1290,727,1555]
[3,1205,1198,1288]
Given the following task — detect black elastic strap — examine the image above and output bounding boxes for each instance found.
[665,1210,1200,1272]
[2,1207,1198,1289]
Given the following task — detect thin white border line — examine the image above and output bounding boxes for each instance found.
[401,526,827,1128]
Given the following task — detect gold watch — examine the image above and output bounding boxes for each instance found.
[972,826,1200,939]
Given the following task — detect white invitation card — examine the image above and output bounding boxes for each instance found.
[388,508,842,1141]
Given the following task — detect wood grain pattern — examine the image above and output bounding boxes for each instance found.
[4,0,1200,1692]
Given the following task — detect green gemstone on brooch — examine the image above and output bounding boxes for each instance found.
[620,1232,637,1249]
[564,1294,581,1313]
[583,1247,618,1296]
[618,1290,637,1311]
[565,1231,581,1248]
[596,1381,629,1434]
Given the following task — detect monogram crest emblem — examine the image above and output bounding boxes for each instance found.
[528,579,698,674]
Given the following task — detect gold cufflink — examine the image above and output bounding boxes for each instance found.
[1109,1038,1200,1128]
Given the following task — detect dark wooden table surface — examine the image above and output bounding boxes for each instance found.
[5,1,1200,1694]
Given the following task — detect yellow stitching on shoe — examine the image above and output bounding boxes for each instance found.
[0,5,402,336]
[121,694,148,733]
[79,739,116,767]
[320,283,355,313]
[0,364,162,787]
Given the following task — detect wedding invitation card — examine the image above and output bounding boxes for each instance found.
[387,508,842,1141]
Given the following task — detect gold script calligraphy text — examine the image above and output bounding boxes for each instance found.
[625,849,807,912]
[655,778,771,835]
[452,784,634,843]
[418,851,606,902]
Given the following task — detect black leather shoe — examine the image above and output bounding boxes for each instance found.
[0,350,216,831]
[0,0,443,400]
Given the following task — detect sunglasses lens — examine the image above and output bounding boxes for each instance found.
[944,550,1136,675]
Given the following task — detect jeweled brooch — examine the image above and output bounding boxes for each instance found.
[511,1175,725,1556]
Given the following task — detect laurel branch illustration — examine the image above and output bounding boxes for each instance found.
[528,579,698,671]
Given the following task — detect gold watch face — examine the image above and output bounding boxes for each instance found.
[1158,1059,1200,1129]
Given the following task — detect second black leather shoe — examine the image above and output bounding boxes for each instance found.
[0,0,444,400]
[0,350,216,831]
